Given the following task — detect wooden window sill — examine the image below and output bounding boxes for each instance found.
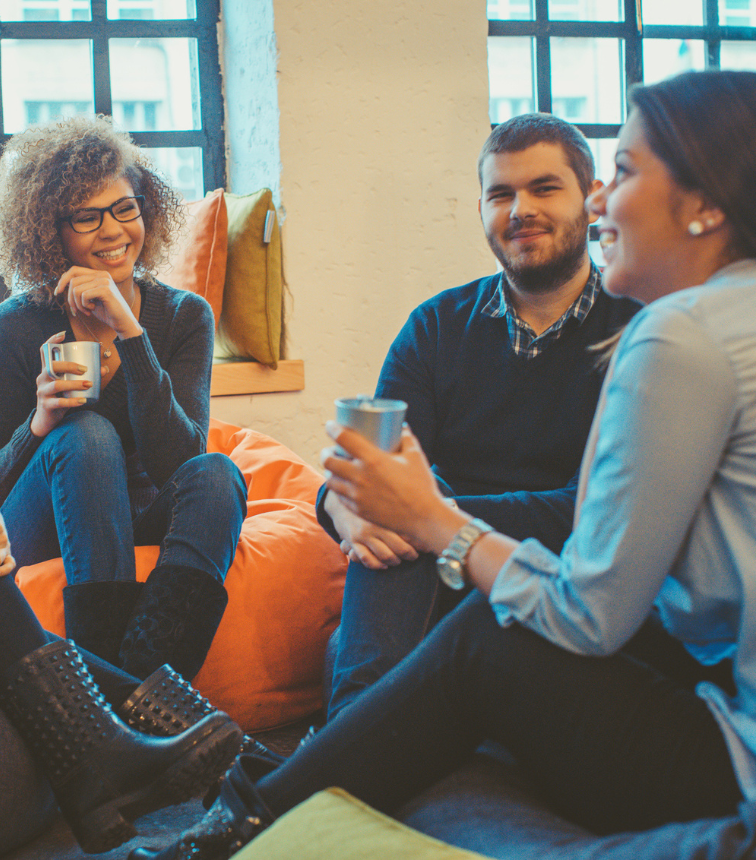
[211,359,304,396]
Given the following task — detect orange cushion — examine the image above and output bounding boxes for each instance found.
[16,418,347,732]
[155,188,228,327]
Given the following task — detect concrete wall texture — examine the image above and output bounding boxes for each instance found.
[212,0,496,469]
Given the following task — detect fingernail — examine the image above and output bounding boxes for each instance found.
[77,398,87,405]
[82,381,92,388]
[76,364,87,373]
[54,331,66,339]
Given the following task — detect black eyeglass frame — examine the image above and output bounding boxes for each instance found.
[59,196,146,234]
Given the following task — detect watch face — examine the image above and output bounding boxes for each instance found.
[437,557,466,590]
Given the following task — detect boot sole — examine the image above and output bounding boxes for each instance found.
[71,721,243,854]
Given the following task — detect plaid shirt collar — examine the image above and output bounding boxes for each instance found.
[482,263,602,359]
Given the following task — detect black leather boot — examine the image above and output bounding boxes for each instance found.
[63,580,144,665]
[128,754,276,860]
[119,565,229,681]
[0,639,243,854]
[118,664,285,768]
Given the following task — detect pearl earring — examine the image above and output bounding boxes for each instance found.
[688,220,704,236]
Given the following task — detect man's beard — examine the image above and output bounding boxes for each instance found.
[491,213,590,293]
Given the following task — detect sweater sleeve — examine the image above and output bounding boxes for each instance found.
[115,292,213,490]
[0,309,44,504]
[375,306,439,461]
[489,308,737,656]
[455,471,577,554]
[316,306,441,542]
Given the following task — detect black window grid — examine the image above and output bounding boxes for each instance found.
[488,0,756,239]
[0,0,225,192]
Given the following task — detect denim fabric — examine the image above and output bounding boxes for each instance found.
[259,591,742,835]
[1,410,246,585]
[328,552,469,720]
[328,475,470,720]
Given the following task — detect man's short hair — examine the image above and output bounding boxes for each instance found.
[477,113,595,198]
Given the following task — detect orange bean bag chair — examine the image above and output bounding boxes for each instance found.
[15,418,347,732]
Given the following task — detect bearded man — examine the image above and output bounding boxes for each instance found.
[318,113,641,719]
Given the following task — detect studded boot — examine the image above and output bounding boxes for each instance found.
[128,753,276,860]
[0,639,243,854]
[118,664,285,768]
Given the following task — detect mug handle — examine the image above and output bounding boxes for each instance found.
[40,343,63,379]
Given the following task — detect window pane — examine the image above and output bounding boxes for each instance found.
[550,37,624,123]
[110,37,200,131]
[1,39,93,132]
[587,137,619,185]
[143,146,203,201]
[548,0,623,22]
[719,0,756,27]
[0,0,91,20]
[720,41,756,69]
[107,0,196,19]
[488,37,535,123]
[589,236,606,268]
[641,0,704,26]
[487,0,533,20]
[643,39,705,85]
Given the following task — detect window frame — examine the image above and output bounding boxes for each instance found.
[488,0,756,239]
[0,0,225,192]
[489,0,756,139]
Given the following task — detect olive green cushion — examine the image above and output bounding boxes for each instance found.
[214,189,283,368]
[233,788,491,860]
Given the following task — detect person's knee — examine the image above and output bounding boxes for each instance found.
[176,453,246,518]
[44,411,122,468]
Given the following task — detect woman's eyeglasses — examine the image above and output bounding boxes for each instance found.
[60,196,145,234]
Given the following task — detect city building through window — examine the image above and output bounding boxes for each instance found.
[0,0,224,200]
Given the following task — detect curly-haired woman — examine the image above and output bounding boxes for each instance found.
[0,115,246,683]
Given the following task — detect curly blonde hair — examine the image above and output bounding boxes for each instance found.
[0,114,185,304]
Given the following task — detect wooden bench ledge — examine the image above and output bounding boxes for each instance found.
[211,359,304,396]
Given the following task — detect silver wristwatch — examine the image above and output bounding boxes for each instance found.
[436,518,493,590]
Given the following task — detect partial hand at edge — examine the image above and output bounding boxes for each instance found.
[0,513,16,577]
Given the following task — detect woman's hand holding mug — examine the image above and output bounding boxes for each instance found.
[30,331,94,437]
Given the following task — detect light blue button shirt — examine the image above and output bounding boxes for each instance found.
[489,259,756,799]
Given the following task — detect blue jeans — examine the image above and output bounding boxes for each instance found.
[328,551,469,719]
[2,411,246,585]
[261,591,742,834]
[327,475,469,719]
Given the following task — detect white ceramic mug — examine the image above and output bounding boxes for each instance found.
[41,341,101,403]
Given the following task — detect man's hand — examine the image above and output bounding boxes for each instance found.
[324,488,420,570]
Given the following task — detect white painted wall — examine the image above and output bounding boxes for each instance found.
[213,0,495,469]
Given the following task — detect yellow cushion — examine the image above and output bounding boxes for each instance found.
[215,189,283,368]
[16,418,347,732]
[156,188,228,327]
[234,789,492,860]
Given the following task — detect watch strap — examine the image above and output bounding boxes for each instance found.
[437,518,493,584]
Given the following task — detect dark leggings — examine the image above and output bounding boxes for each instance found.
[0,575,140,707]
[257,590,742,835]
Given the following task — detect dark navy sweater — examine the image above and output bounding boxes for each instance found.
[319,273,640,553]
